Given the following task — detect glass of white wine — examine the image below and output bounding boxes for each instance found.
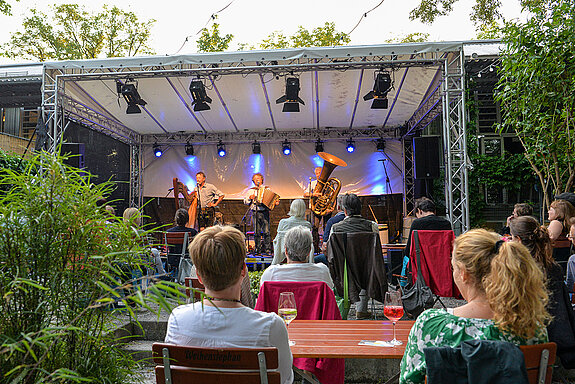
[278,292,297,346]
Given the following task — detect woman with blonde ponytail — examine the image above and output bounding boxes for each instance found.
[400,229,550,384]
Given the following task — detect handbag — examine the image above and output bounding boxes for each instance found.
[401,230,434,317]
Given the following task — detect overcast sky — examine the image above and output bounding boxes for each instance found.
[0,0,527,63]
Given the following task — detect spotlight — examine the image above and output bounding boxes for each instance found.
[376,138,385,151]
[117,80,146,114]
[363,72,391,110]
[153,143,162,158]
[315,139,324,153]
[185,142,194,156]
[276,77,305,112]
[346,138,355,153]
[217,140,226,157]
[282,140,291,156]
[189,79,212,112]
[252,140,261,154]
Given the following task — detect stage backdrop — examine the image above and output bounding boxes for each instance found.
[143,140,404,199]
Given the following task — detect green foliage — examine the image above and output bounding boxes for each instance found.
[240,22,350,50]
[386,32,430,44]
[495,0,575,208]
[249,270,263,298]
[0,151,181,382]
[3,4,155,61]
[197,22,233,52]
[475,20,503,39]
[0,0,11,15]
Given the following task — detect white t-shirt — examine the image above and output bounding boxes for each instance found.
[259,263,334,290]
[165,303,294,384]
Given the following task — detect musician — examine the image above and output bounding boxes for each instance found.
[304,166,333,251]
[193,171,224,230]
[244,173,271,254]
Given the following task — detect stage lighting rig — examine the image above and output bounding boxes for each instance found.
[252,140,261,154]
[315,138,324,153]
[282,140,292,155]
[276,77,305,112]
[117,80,146,114]
[376,138,385,151]
[153,143,162,158]
[189,79,212,111]
[185,142,194,156]
[217,140,226,157]
[363,72,392,109]
[346,138,355,153]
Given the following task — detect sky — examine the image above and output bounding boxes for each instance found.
[0,0,528,64]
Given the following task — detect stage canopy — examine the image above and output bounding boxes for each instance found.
[41,42,468,228]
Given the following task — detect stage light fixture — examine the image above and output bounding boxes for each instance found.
[217,140,226,157]
[346,138,355,153]
[363,72,391,110]
[252,140,261,154]
[117,80,147,114]
[276,77,305,112]
[185,142,194,156]
[153,143,162,158]
[282,140,292,156]
[189,79,212,112]
[315,139,324,153]
[376,138,385,151]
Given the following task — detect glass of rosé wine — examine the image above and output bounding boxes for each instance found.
[384,290,404,346]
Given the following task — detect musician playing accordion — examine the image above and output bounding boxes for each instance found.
[244,173,273,254]
[194,171,225,230]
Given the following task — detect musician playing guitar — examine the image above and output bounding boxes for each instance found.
[194,171,225,230]
[244,173,273,254]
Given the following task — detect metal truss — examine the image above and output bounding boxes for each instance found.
[442,50,470,234]
[404,83,443,137]
[403,138,415,217]
[130,142,143,208]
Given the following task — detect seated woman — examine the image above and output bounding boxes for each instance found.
[547,199,575,271]
[272,199,313,264]
[400,229,550,384]
[164,226,293,384]
[510,215,575,368]
[122,207,166,276]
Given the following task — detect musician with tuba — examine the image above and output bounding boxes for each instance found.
[305,153,347,251]
[244,173,278,254]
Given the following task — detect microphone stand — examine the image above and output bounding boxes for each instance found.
[378,159,393,194]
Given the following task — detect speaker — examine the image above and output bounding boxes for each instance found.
[61,143,85,169]
[413,136,440,179]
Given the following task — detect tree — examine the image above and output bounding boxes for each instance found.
[495,0,575,209]
[0,0,11,16]
[197,22,233,52]
[385,32,431,43]
[2,4,155,61]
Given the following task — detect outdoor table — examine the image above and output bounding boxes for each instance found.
[288,320,415,383]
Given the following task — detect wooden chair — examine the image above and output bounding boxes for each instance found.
[520,342,557,384]
[152,343,280,384]
[184,276,205,303]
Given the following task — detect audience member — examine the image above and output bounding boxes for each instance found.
[272,199,312,264]
[499,203,533,236]
[566,218,575,294]
[547,199,575,270]
[401,197,452,285]
[166,208,198,272]
[261,226,333,289]
[122,208,165,276]
[331,193,378,319]
[400,229,550,384]
[164,226,293,384]
[314,195,345,266]
[510,215,575,368]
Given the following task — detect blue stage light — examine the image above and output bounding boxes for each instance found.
[282,140,291,156]
[153,144,162,157]
[217,140,226,157]
[346,138,355,153]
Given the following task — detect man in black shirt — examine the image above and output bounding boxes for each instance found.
[166,208,198,271]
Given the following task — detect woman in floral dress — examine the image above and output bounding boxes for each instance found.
[399,229,550,384]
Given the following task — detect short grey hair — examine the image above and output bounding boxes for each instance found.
[288,199,306,218]
[284,226,312,262]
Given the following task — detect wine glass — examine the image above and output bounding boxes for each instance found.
[384,290,404,346]
[278,292,297,346]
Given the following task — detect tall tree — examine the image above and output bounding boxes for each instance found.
[2,4,155,61]
[196,22,233,52]
[495,0,575,209]
[0,0,11,15]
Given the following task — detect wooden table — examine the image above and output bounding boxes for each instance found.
[288,320,414,359]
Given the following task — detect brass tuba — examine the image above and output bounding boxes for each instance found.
[311,152,348,216]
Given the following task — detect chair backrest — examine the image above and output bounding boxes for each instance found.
[164,232,190,258]
[255,281,341,320]
[410,230,458,298]
[184,276,205,302]
[152,343,280,384]
[520,342,557,384]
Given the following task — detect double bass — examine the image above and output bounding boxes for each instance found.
[172,178,197,229]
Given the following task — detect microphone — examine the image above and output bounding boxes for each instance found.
[378,159,387,162]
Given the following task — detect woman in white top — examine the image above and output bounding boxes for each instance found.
[164,225,293,384]
[272,199,313,264]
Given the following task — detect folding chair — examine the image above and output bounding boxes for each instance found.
[152,343,280,384]
[408,230,459,308]
[520,342,557,384]
[184,276,205,303]
[164,232,190,282]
